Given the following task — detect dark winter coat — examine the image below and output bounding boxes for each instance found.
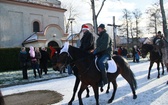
[19,51,28,67]
[121,48,128,56]
[95,30,112,56]
[40,50,50,64]
[80,30,94,51]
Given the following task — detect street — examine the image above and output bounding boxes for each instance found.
[1,61,168,105]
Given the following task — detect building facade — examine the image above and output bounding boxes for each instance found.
[0,0,66,48]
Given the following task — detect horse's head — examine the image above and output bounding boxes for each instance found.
[56,52,71,71]
[54,42,72,72]
[141,44,152,58]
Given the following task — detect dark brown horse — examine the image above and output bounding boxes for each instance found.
[141,44,164,79]
[51,48,90,105]
[56,43,137,105]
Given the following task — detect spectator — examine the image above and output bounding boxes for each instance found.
[134,46,140,63]
[118,46,123,55]
[40,47,50,75]
[121,47,128,59]
[19,47,28,79]
[113,47,118,55]
[132,46,136,62]
[29,46,41,78]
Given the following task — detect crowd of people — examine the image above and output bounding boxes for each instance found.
[19,46,50,79]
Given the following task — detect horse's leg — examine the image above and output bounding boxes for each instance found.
[148,62,154,79]
[78,83,88,105]
[92,85,99,105]
[157,62,160,78]
[106,82,110,93]
[161,61,164,75]
[68,76,80,105]
[108,80,117,103]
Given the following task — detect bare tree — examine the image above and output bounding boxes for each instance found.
[62,1,80,33]
[160,0,168,40]
[146,3,161,35]
[119,9,132,47]
[90,0,106,34]
[132,9,142,40]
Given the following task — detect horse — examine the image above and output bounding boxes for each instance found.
[141,44,164,79]
[56,42,137,105]
[51,48,90,104]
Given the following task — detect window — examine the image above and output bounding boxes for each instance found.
[33,21,40,32]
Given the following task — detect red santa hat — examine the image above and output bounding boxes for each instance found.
[82,24,89,30]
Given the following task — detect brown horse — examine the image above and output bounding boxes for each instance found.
[141,44,164,79]
[56,43,137,105]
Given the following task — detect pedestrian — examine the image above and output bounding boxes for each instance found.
[29,46,41,78]
[118,46,122,55]
[40,47,50,75]
[121,47,128,59]
[19,47,28,79]
[113,47,118,55]
[132,46,136,62]
[134,46,140,63]
[93,23,112,87]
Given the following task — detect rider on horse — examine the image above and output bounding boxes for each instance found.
[93,24,112,87]
[80,24,94,52]
[153,31,163,58]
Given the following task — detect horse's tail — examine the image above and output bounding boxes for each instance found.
[112,56,137,89]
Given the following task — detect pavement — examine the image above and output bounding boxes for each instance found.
[0,58,148,88]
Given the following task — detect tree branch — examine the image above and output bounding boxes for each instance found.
[96,0,106,17]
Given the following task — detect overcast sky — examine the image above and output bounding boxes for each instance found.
[60,0,168,36]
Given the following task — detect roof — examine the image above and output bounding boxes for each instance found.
[0,0,67,12]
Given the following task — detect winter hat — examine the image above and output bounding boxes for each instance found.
[98,24,105,29]
[29,46,35,57]
[82,24,89,30]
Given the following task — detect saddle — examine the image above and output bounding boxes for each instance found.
[95,57,117,73]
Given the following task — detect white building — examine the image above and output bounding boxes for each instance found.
[0,0,66,48]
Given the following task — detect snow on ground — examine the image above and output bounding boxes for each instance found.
[1,61,168,105]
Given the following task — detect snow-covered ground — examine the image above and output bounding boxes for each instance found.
[1,61,168,105]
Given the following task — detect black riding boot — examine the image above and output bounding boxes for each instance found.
[99,68,108,87]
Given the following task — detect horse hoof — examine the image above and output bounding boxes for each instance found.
[86,94,90,98]
[167,81,168,84]
[133,95,137,99]
[157,76,160,78]
[162,72,164,75]
[108,99,113,103]
[106,90,109,94]
[147,77,150,79]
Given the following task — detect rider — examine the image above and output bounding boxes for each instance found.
[153,31,163,58]
[80,24,94,52]
[93,24,112,87]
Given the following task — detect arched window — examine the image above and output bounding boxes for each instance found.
[33,21,40,32]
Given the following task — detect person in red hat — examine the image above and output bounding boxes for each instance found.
[80,24,94,53]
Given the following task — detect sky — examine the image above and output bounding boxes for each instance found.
[60,0,168,37]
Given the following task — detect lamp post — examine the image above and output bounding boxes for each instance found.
[68,18,75,46]
[107,16,121,50]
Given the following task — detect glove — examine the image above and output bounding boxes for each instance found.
[93,49,97,55]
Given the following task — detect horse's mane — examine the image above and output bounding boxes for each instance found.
[142,44,154,51]
[69,46,93,58]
